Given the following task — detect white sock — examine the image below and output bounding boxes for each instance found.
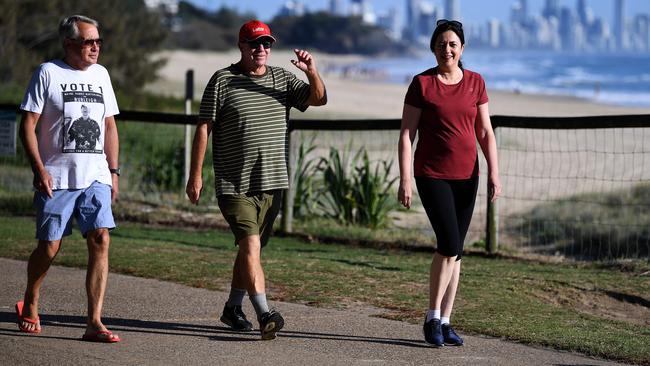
[425,309,441,322]
[440,316,450,325]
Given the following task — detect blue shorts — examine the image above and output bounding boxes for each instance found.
[34,181,116,241]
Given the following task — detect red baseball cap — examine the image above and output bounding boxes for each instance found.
[239,20,276,43]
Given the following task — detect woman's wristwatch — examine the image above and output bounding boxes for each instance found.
[109,167,121,176]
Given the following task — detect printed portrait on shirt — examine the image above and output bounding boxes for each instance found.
[62,86,105,153]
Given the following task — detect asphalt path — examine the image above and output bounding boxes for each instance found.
[0,258,628,365]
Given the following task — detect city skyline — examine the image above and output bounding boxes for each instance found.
[186,0,650,27]
[178,0,650,51]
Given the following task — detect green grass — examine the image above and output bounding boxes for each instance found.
[1,215,648,364]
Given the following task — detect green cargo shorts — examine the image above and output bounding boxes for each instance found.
[217,190,283,247]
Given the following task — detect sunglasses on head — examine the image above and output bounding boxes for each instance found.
[436,19,463,29]
[247,39,273,49]
[72,38,103,48]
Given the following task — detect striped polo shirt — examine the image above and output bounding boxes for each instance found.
[199,63,311,195]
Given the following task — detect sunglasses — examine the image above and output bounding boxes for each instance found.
[72,38,103,48]
[247,39,273,49]
[436,19,463,29]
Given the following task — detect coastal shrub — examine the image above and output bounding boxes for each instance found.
[353,151,399,228]
[518,183,650,259]
[292,136,320,218]
[316,146,360,224]
[315,145,397,228]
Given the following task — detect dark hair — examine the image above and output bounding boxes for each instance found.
[429,20,465,69]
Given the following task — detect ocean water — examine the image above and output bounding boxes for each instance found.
[358,50,650,108]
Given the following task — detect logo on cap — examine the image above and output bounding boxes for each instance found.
[239,20,277,42]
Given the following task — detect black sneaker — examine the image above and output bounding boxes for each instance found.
[423,318,444,347]
[442,323,464,346]
[258,309,284,340]
[220,305,253,331]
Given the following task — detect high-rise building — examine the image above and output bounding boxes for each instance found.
[377,7,401,40]
[511,0,527,25]
[488,19,501,47]
[418,2,439,40]
[559,7,575,50]
[277,0,305,17]
[445,0,460,21]
[349,0,375,25]
[328,0,344,16]
[404,0,421,42]
[542,0,560,20]
[614,0,629,50]
[633,14,649,51]
[576,0,589,26]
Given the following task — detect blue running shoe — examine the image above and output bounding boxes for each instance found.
[423,318,444,347]
[442,323,464,346]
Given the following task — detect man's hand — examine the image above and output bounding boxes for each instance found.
[111,174,119,203]
[33,168,53,198]
[186,175,203,205]
[291,49,317,74]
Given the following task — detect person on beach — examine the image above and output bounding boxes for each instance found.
[186,19,327,340]
[397,19,501,347]
[16,15,121,343]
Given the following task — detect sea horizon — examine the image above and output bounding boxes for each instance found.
[349,49,650,108]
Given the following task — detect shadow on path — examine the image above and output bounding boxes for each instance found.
[0,311,426,348]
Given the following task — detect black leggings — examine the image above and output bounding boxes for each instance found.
[415,176,479,260]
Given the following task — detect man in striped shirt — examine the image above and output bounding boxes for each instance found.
[186,20,327,340]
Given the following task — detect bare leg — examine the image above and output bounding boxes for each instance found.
[84,228,117,339]
[429,252,457,310]
[441,260,461,318]
[21,239,62,332]
[233,235,265,294]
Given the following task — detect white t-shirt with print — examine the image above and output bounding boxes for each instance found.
[20,59,119,190]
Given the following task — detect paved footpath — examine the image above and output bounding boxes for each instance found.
[0,258,628,366]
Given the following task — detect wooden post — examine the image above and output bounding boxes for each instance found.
[183,69,194,197]
[485,126,500,254]
[486,197,498,254]
[281,129,294,233]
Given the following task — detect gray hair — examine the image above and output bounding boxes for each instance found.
[59,15,99,45]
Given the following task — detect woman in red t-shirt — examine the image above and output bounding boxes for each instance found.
[397,19,502,347]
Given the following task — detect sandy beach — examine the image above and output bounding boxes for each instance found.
[147,49,650,118]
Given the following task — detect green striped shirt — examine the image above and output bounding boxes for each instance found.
[199,63,311,195]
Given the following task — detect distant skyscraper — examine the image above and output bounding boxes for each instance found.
[277,0,305,17]
[418,2,438,40]
[406,0,420,28]
[445,0,460,21]
[349,0,375,25]
[404,0,421,42]
[634,15,650,51]
[576,0,589,26]
[542,0,560,20]
[350,0,362,16]
[559,6,575,50]
[328,0,344,16]
[488,19,501,47]
[614,0,629,50]
[377,7,401,40]
[511,0,527,25]
[520,0,528,21]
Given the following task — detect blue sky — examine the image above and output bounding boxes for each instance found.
[186,0,650,26]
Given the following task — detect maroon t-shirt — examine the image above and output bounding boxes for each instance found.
[404,68,489,179]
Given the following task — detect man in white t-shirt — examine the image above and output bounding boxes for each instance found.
[16,14,121,343]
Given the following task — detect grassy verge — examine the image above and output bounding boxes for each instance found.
[0,215,648,364]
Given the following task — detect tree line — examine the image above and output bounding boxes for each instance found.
[0,0,407,97]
